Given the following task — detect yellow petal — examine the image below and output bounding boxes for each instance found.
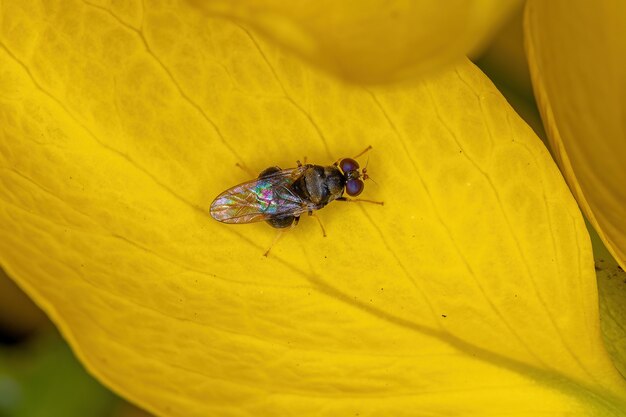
[525,0,626,270]
[592,225,626,378]
[474,7,547,139]
[1,1,625,416]
[186,0,523,83]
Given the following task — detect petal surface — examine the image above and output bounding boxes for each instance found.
[592,226,626,379]
[525,0,626,270]
[1,1,626,416]
[187,0,522,83]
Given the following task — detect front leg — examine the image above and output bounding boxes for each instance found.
[336,197,384,205]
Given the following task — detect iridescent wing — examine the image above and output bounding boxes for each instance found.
[210,167,312,224]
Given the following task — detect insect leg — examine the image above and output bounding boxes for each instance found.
[336,196,384,206]
[308,212,327,237]
[352,145,373,160]
[333,145,373,166]
[296,156,308,167]
[264,216,300,257]
[235,162,256,177]
[263,230,284,257]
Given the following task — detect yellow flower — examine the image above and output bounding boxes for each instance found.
[525,0,626,386]
[1,0,625,416]
[187,0,523,83]
[525,0,626,274]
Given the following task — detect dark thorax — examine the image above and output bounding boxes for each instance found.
[292,165,346,208]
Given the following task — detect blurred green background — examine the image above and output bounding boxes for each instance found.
[1,6,624,417]
[0,267,153,417]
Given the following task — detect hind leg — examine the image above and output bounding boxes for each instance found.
[264,215,299,257]
[307,211,326,237]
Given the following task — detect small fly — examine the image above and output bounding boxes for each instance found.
[210,146,382,255]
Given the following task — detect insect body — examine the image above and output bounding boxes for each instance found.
[210,154,373,229]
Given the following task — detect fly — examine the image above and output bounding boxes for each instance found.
[210,146,382,255]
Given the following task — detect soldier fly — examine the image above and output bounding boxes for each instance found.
[210,147,382,254]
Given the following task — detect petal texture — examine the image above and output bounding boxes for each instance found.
[1,0,625,416]
[592,226,626,379]
[186,0,522,83]
[525,0,626,270]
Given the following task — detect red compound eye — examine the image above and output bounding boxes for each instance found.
[339,158,359,174]
[345,179,364,196]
